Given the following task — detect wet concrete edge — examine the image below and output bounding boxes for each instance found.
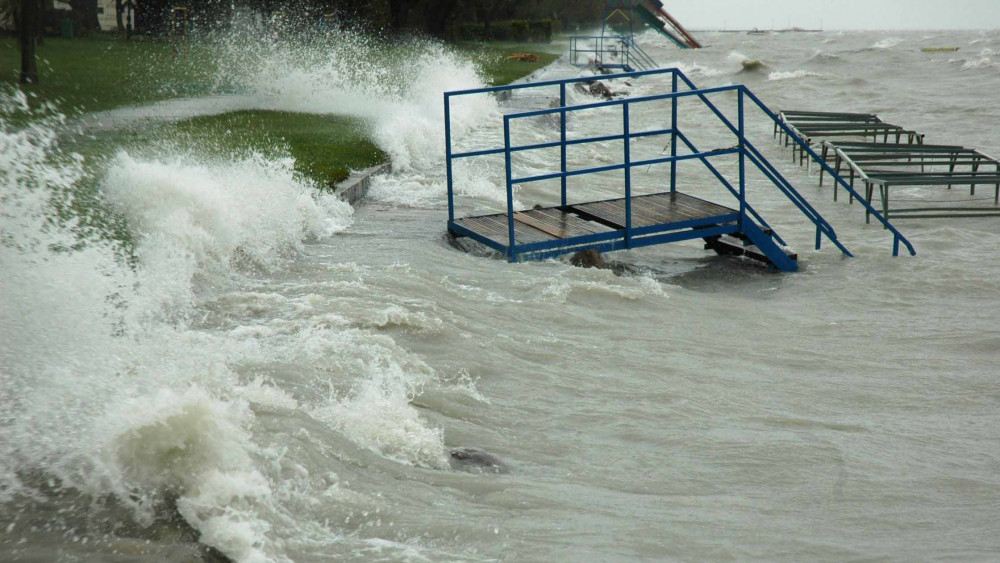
[333,162,393,206]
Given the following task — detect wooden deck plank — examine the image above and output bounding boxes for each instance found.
[571,192,735,229]
[513,209,614,239]
[455,214,554,244]
[513,213,569,238]
[453,192,737,250]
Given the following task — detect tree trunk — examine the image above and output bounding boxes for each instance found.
[125,0,132,39]
[20,0,39,84]
[115,0,124,34]
[34,0,43,46]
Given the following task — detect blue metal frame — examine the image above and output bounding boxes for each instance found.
[669,71,916,257]
[443,67,916,267]
[569,35,657,73]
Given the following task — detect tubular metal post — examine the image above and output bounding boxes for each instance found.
[445,94,455,222]
[671,72,678,193]
[504,117,516,262]
[623,102,632,247]
[560,83,568,207]
[738,89,746,231]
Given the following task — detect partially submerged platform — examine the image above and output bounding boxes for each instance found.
[778,109,1000,220]
[823,142,1000,220]
[451,192,742,261]
[776,110,924,166]
[443,69,916,272]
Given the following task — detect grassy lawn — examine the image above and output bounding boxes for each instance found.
[460,41,562,86]
[3,35,560,188]
[174,111,386,187]
[0,36,223,116]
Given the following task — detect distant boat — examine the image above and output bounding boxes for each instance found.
[921,47,960,53]
[747,28,767,35]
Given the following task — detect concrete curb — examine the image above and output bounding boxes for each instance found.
[333,162,393,206]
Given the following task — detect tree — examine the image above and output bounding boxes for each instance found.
[422,0,459,37]
[115,0,123,34]
[473,0,516,35]
[388,0,406,32]
[67,0,99,34]
[19,0,39,84]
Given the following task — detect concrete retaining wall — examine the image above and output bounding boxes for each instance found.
[333,162,392,206]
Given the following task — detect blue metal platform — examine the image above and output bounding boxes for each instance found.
[451,191,743,261]
[443,68,916,271]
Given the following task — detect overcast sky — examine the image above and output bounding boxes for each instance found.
[667,0,1000,30]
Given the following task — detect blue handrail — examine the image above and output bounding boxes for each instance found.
[670,72,916,257]
[499,85,851,257]
[621,37,657,71]
[746,90,915,256]
[570,34,656,72]
[672,130,788,247]
[444,67,915,260]
[447,67,678,98]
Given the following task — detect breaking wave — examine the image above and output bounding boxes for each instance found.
[224,33,499,172]
[958,48,1000,71]
[870,37,905,50]
[0,85,455,561]
[806,50,845,65]
[729,51,770,74]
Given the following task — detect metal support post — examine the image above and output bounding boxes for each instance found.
[738,88,746,231]
[504,117,516,262]
[671,72,678,193]
[623,102,632,247]
[445,95,455,222]
[560,83,568,207]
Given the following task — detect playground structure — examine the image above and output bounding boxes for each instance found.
[779,110,1000,220]
[570,1,701,73]
[443,69,916,271]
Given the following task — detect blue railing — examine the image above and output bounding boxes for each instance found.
[663,70,915,256]
[569,35,655,72]
[445,68,684,225]
[620,37,658,71]
[444,68,915,260]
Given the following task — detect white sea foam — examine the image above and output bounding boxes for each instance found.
[959,50,1000,71]
[224,35,498,172]
[0,93,281,561]
[871,37,905,49]
[961,57,999,70]
[0,86,451,561]
[102,151,352,317]
[662,60,727,78]
[768,70,823,81]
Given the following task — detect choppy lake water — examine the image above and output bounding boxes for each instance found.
[3,29,1000,562]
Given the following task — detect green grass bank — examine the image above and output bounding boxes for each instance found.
[3,36,561,187]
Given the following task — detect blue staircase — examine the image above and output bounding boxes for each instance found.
[569,35,657,72]
[443,68,915,270]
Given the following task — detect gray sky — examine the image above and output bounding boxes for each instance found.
[667,0,1000,30]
